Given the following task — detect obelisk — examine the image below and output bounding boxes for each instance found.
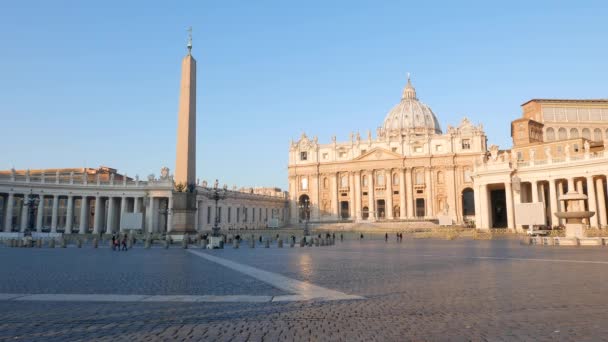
[172,28,197,235]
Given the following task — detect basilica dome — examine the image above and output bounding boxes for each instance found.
[381,77,442,135]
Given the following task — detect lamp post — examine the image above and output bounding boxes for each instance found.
[158,200,172,234]
[202,180,228,248]
[25,190,40,235]
[298,198,311,237]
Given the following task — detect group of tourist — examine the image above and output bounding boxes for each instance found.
[111,234,128,251]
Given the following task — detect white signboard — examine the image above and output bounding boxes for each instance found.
[121,213,143,230]
[514,202,546,226]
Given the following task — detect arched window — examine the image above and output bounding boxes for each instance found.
[323,177,329,189]
[546,127,555,141]
[377,173,384,186]
[437,171,444,184]
[582,128,591,140]
[594,128,602,142]
[569,128,579,138]
[392,173,399,185]
[301,177,308,190]
[558,128,567,140]
[362,175,368,187]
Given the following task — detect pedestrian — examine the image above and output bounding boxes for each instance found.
[332,233,335,240]
[121,235,128,251]
[111,235,116,251]
[399,232,403,242]
[385,232,388,242]
[340,233,343,242]
[113,236,119,251]
[259,235,262,243]
[360,233,364,240]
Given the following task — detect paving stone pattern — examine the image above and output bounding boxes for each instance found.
[2,239,608,341]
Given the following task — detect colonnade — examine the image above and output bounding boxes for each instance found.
[476,174,608,230]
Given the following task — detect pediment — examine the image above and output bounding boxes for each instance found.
[353,148,402,162]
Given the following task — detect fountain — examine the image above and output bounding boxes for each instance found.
[555,189,595,240]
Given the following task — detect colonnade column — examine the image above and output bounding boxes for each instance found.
[505,182,515,230]
[424,168,432,218]
[106,197,115,234]
[93,196,102,234]
[147,196,155,233]
[576,179,585,210]
[513,183,522,232]
[36,195,44,232]
[586,176,599,227]
[478,184,489,229]
[549,180,559,226]
[405,169,413,218]
[79,197,88,234]
[354,171,361,221]
[50,194,59,233]
[134,197,141,213]
[399,169,406,219]
[20,199,29,232]
[596,177,607,228]
[4,193,14,232]
[386,169,393,219]
[368,171,375,220]
[65,195,73,234]
[531,181,539,203]
[120,196,127,232]
[167,196,173,232]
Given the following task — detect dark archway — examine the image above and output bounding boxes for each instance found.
[377,200,385,219]
[415,199,425,217]
[340,201,350,219]
[298,194,310,221]
[362,206,369,220]
[490,189,507,228]
[462,188,475,216]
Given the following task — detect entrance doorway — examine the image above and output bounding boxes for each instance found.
[490,189,507,228]
[415,199,425,217]
[340,201,350,219]
[376,200,385,219]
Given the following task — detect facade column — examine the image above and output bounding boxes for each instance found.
[405,169,413,218]
[478,184,489,229]
[50,194,59,233]
[194,199,199,231]
[36,195,44,232]
[167,196,173,232]
[576,179,585,210]
[399,169,406,219]
[596,177,607,228]
[106,197,115,234]
[4,193,14,232]
[531,181,539,203]
[549,180,559,226]
[513,183,522,232]
[119,196,127,232]
[134,197,141,213]
[93,196,102,234]
[354,171,361,221]
[386,169,393,219]
[349,172,356,219]
[20,197,29,232]
[425,168,432,218]
[65,195,74,234]
[79,197,88,234]
[368,171,375,220]
[332,173,339,219]
[586,176,599,228]
[147,196,155,233]
[505,182,515,230]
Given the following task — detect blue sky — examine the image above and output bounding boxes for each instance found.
[1,0,607,189]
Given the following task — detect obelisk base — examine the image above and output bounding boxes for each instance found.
[171,192,197,236]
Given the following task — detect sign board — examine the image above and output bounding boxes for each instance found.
[120,213,144,230]
[514,202,546,226]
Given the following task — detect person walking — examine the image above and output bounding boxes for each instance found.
[121,235,128,251]
[111,235,116,251]
[385,233,388,242]
[340,233,343,242]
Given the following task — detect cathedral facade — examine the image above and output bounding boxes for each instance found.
[288,78,487,225]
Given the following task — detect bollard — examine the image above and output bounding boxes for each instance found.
[93,238,98,248]
[60,239,67,248]
[278,239,283,248]
[265,239,270,248]
[234,240,240,249]
[77,239,82,248]
[36,239,42,248]
[49,239,55,248]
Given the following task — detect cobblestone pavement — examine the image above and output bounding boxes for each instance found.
[2,239,608,341]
